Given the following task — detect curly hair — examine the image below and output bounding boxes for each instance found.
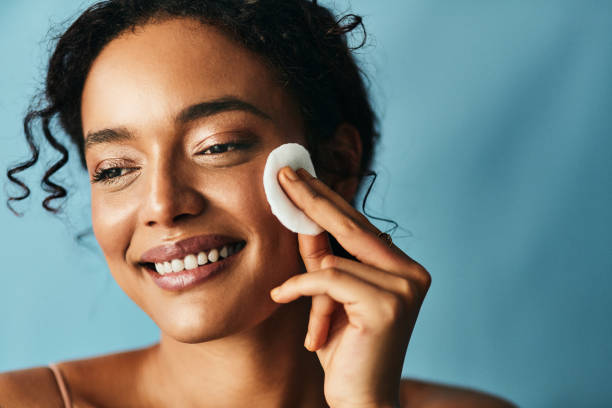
[6,0,397,257]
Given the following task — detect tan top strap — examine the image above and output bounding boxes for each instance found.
[48,363,72,408]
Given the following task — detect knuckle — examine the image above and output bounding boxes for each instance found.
[303,246,332,261]
[306,188,325,207]
[320,254,337,269]
[322,267,343,281]
[406,261,432,292]
[379,293,405,323]
[338,216,361,237]
[353,323,372,336]
[415,264,432,291]
[396,278,414,299]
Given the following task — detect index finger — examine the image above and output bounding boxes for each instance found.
[279,166,418,276]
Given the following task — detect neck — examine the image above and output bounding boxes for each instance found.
[144,296,327,408]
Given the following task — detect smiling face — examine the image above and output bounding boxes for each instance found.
[81,17,308,342]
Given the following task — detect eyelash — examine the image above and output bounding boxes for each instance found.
[91,142,247,184]
[91,167,138,184]
[197,141,245,155]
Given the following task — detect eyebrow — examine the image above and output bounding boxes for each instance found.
[84,96,272,150]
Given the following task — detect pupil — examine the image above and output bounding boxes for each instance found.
[108,168,121,178]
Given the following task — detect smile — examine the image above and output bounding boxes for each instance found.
[145,241,246,274]
[139,234,247,291]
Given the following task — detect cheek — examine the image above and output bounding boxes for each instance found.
[217,163,304,280]
[91,190,137,272]
[225,167,275,229]
[226,164,296,241]
[88,161,304,342]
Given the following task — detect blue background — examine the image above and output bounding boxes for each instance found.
[1,1,611,406]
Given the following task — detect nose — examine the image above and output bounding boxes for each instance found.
[139,156,205,228]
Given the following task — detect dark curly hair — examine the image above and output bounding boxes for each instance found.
[6,0,398,257]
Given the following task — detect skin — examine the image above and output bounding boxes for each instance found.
[82,17,326,408]
[0,16,516,408]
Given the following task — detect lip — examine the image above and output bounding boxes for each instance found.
[140,234,244,264]
[145,246,243,291]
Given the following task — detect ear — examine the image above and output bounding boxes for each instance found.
[317,123,363,203]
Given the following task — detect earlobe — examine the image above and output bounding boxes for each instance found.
[332,123,362,170]
[322,122,363,203]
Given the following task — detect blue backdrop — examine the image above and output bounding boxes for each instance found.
[1,1,611,407]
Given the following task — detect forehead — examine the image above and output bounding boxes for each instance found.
[81,17,298,138]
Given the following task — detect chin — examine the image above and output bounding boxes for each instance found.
[153,297,281,344]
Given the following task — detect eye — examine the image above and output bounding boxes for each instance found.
[91,166,138,184]
[199,142,246,155]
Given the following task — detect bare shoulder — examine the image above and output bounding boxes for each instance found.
[0,345,155,408]
[51,345,156,407]
[0,365,65,407]
[400,378,517,408]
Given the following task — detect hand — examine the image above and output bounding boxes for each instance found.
[270,166,432,408]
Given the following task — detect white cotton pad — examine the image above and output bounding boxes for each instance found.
[263,143,324,235]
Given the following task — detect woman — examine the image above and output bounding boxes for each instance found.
[1,1,515,406]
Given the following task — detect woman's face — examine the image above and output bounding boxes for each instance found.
[81,18,307,342]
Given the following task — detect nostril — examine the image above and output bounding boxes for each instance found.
[173,213,195,224]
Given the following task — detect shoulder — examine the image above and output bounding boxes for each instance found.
[400,378,517,408]
[0,345,155,408]
[52,346,155,407]
[0,365,65,407]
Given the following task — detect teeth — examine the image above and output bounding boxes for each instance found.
[153,242,244,274]
[220,245,228,258]
[171,259,184,273]
[197,251,208,265]
[208,248,219,263]
[184,254,198,270]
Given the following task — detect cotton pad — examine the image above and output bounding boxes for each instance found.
[263,143,324,235]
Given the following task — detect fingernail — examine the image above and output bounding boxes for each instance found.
[282,167,299,181]
[270,287,281,299]
[304,333,311,349]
